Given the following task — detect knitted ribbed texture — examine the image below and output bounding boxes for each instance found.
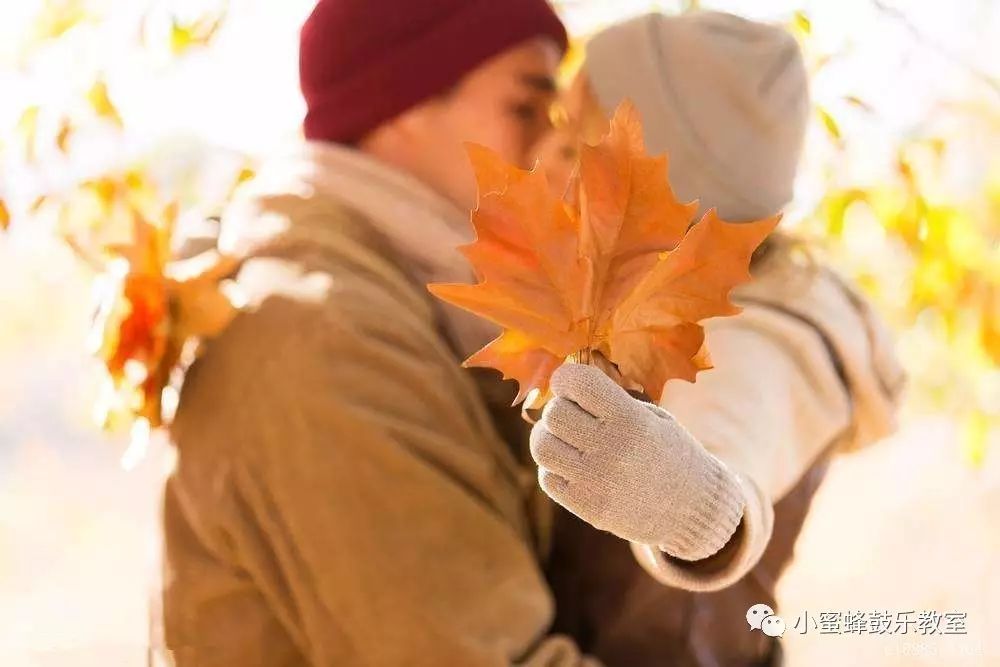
[530,363,746,561]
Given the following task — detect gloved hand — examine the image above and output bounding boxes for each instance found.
[529,363,746,561]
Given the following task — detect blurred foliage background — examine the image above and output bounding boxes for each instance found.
[0,0,997,665]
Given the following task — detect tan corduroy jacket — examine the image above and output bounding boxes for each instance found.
[155,150,602,666]
[151,144,905,666]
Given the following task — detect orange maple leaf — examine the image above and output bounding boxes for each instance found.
[88,200,239,431]
[429,100,779,405]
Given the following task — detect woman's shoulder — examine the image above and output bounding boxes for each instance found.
[725,243,907,450]
[733,242,877,356]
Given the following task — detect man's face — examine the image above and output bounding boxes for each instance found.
[388,38,560,211]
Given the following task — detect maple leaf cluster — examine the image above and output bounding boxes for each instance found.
[429,101,779,406]
[88,205,239,432]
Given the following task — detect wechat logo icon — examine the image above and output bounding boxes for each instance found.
[747,603,785,638]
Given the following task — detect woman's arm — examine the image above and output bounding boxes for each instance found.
[632,308,855,591]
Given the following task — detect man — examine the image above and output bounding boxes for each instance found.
[153,2,765,665]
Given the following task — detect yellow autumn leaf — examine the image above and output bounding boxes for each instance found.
[817,106,843,145]
[844,95,874,113]
[792,10,811,36]
[819,188,868,238]
[961,410,990,468]
[55,117,74,153]
[234,165,256,189]
[557,35,585,84]
[28,195,48,214]
[17,106,41,163]
[0,198,11,231]
[170,7,227,56]
[31,0,90,42]
[982,286,1000,365]
[87,78,123,127]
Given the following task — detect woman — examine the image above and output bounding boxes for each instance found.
[532,11,907,666]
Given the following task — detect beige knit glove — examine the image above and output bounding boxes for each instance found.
[529,363,746,560]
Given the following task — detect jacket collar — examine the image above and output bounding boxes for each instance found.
[218,141,502,358]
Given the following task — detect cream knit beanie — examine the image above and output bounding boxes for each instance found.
[585,11,810,221]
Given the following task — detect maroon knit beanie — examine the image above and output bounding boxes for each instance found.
[299,0,568,144]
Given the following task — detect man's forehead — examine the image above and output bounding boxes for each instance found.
[494,37,561,72]
[520,72,558,94]
[463,38,561,90]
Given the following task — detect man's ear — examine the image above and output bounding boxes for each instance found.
[358,93,449,166]
[394,94,451,140]
[359,108,422,157]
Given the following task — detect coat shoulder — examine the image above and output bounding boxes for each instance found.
[727,254,907,451]
[169,210,452,460]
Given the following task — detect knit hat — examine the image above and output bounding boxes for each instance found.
[585,11,809,221]
[300,0,568,144]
